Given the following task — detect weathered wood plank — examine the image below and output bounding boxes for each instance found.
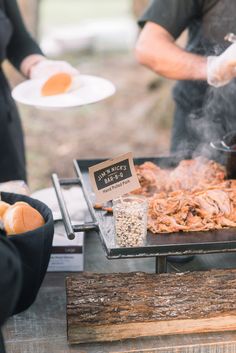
[66,270,236,344]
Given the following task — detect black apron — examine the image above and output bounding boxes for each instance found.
[170,0,236,156]
[171,80,227,156]
[0,7,26,182]
[171,79,236,157]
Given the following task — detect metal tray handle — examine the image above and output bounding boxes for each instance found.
[52,173,98,240]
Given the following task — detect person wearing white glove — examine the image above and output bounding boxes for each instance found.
[207,42,236,87]
[136,0,236,156]
[0,0,78,185]
[135,0,236,265]
[20,55,78,80]
[136,23,236,89]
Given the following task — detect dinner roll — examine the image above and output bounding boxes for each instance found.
[3,201,45,235]
[41,72,72,96]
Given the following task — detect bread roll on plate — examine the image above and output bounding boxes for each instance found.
[3,201,45,235]
[41,72,81,96]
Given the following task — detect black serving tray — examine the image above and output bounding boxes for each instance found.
[73,157,236,260]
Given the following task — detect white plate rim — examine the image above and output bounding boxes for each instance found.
[12,74,116,109]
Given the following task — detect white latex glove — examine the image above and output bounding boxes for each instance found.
[207,43,236,87]
[29,59,79,80]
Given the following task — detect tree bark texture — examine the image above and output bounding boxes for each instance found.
[67,270,236,344]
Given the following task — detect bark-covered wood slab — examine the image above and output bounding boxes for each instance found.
[66,270,236,344]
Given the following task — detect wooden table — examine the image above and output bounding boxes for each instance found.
[4,230,236,353]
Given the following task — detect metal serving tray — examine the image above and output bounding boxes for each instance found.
[52,156,236,273]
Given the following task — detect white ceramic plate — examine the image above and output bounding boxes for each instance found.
[12,74,116,109]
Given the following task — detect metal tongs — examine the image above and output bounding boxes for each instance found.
[225,33,236,43]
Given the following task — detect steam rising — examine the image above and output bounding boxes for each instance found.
[189,79,236,162]
[184,36,236,162]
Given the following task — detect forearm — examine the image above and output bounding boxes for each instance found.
[135,22,207,81]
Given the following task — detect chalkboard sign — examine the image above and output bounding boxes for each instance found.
[89,152,140,203]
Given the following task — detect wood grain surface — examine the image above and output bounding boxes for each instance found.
[67,270,236,344]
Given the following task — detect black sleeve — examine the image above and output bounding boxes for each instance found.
[138,0,203,39]
[0,235,22,326]
[5,0,43,70]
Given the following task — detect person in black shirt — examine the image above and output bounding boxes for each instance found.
[136,0,236,155]
[135,0,236,263]
[0,0,77,183]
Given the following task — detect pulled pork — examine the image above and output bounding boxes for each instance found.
[134,157,226,196]
[134,157,236,234]
[148,187,236,233]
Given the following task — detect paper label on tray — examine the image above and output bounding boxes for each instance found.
[88,152,140,203]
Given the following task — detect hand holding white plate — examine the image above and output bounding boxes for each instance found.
[12,75,116,109]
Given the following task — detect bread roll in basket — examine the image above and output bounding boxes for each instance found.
[0,192,54,314]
